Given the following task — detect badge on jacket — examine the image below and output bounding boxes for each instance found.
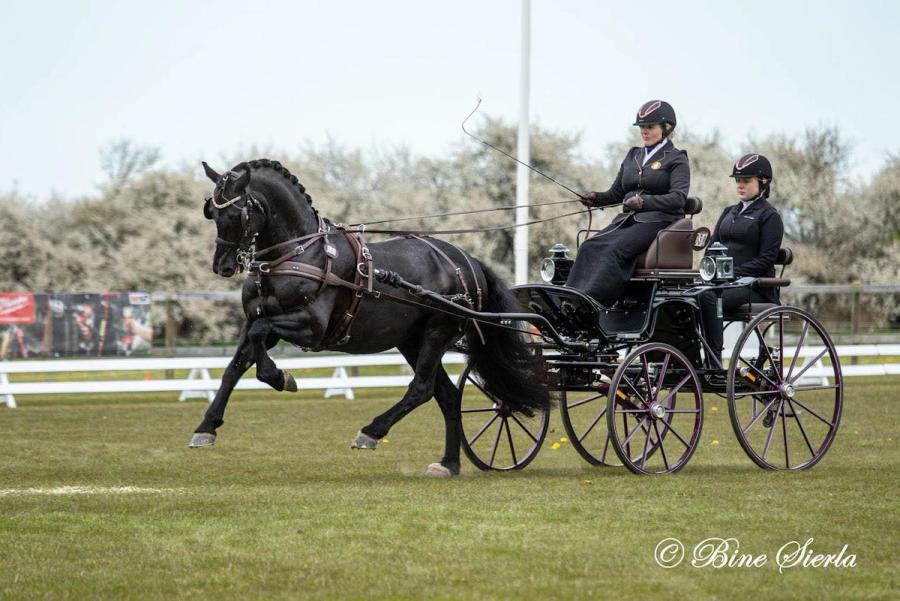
[650,161,662,170]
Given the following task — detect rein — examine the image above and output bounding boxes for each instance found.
[349,197,582,227]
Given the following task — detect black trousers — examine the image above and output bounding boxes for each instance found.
[565,217,668,305]
[699,287,770,362]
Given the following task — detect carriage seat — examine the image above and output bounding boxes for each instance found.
[723,247,794,320]
[632,197,704,277]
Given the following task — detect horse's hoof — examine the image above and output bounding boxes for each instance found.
[189,432,216,448]
[351,430,378,450]
[283,370,298,392]
[424,463,453,478]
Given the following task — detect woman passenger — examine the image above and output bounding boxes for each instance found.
[699,153,784,365]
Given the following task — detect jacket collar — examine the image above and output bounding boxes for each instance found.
[730,197,770,216]
[632,139,674,165]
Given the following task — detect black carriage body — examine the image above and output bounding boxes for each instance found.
[512,281,706,389]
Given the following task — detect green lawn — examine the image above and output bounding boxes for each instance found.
[0,378,897,600]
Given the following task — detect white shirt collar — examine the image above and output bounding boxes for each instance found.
[642,139,668,165]
[740,196,760,213]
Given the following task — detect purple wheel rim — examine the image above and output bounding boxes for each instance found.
[458,364,549,471]
[727,306,843,470]
[606,343,704,475]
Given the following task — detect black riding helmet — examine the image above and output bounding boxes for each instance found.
[731,153,773,197]
[633,100,677,133]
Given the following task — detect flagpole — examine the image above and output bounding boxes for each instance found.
[514,0,531,285]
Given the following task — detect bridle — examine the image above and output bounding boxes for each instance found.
[208,180,263,272]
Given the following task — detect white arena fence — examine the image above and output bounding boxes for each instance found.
[0,353,466,409]
[1,346,898,409]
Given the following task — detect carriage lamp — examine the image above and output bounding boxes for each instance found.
[699,242,734,282]
[540,244,573,284]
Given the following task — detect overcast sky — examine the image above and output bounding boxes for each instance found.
[1,0,897,198]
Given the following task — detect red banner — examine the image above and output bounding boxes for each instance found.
[0,293,35,324]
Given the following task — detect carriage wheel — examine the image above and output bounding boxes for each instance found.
[607,343,704,475]
[727,306,843,470]
[560,385,623,467]
[457,363,549,471]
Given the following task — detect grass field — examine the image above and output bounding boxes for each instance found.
[1,377,898,600]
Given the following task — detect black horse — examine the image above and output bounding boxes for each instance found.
[189,159,549,476]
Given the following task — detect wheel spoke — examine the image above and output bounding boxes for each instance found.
[787,396,835,427]
[666,408,701,413]
[621,416,649,448]
[660,374,693,406]
[762,399,783,462]
[732,389,782,400]
[504,417,518,466]
[639,423,653,469]
[778,313,785,381]
[658,419,690,449]
[656,353,671,395]
[741,397,780,435]
[614,408,650,414]
[754,325,781,383]
[788,348,828,384]
[467,413,499,446]
[488,418,504,467]
[578,407,607,443]
[794,384,838,392]
[786,320,810,381]
[621,374,649,407]
[467,375,492,398]
[567,393,603,410]
[510,414,538,443]
[601,431,611,463]
[781,403,791,468]
[653,420,670,470]
[641,354,654,402]
[738,356,780,389]
[786,398,817,459]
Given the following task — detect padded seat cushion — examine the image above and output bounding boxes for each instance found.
[637,218,695,270]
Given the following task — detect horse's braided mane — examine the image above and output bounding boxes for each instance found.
[235,158,314,206]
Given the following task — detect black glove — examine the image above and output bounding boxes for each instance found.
[623,196,644,211]
[579,192,598,207]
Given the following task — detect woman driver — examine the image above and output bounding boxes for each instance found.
[699,153,785,366]
[566,100,690,305]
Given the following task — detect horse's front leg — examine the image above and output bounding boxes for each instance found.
[189,321,255,447]
[247,317,297,392]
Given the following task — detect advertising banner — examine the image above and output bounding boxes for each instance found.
[0,292,153,359]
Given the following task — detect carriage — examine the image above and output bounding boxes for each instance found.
[196,159,843,478]
[446,197,844,475]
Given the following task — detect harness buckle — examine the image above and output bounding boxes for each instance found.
[258,262,271,274]
[357,262,369,277]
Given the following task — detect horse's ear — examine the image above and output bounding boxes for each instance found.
[203,197,213,220]
[232,168,251,192]
[202,161,220,183]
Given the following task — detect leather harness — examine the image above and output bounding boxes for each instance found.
[243,217,482,351]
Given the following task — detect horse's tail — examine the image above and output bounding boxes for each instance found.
[464,261,551,417]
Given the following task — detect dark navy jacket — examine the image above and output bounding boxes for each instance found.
[709,198,785,303]
[592,139,690,224]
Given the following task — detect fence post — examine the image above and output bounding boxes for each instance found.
[165,296,177,379]
[850,281,862,364]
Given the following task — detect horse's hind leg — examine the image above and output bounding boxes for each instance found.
[352,342,432,449]
[247,318,296,392]
[189,321,255,447]
[422,366,463,477]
